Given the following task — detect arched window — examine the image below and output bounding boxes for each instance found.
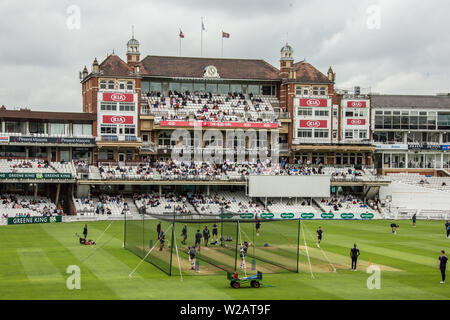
[108,80,115,89]
[127,81,133,90]
[100,80,106,89]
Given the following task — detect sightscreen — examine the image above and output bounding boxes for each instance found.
[248,175,331,198]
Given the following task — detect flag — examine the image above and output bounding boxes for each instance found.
[222,31,230,38]
[179,29,184,38]
[201,17,207,32]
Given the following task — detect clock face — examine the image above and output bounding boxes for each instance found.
[204,65,220,78]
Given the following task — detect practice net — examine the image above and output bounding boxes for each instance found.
[124,212,301,276]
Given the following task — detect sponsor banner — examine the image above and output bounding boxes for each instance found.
[0,173,72,179]
[321,212,335,219]
[408,144,441,150]
[239,213,254,219]
[219,213,234,219]
[360,212,374,219]
[442,145,450,150]
[102,115,134,124]
[159,121,278,129]
[347,101,367,108]
[299,120,328,128]
[300,213,315,219]
[102,92,134,102]
[0,136,8,143]
[340,213,355,219]
[8,136,95,145]
[375,144,408,150]
[280,213,295,219]
[7,215,62,225]
[346,119,366,126]
[260,213,275,219]
[299,98,328,107]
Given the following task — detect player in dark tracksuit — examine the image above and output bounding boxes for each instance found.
[83,224,88,239]
[188,246,196,270]
[439,250,448,284]
[158,229,165,251]
[212,223,218,243]
[390,223,399,234]
[203,226,210,247]
[445,221,450,239]
[181,224,188,245]
[156,222,161,238]
[412,214,416,227]
[350,244,360,271]
[195,229,202,250]
[316,227,323,247]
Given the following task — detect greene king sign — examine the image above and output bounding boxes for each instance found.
[7,215,62,225]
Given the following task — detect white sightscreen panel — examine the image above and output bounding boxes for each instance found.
[248,175,331,198]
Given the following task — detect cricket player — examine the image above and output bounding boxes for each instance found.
[188,246,196,270]
[316,226,323,247]
[439,250,448,284]
[350,244,360,271]
[203,226,210,247]
[239,241,249,270]
[158,229,165,251]
[445,221,450,239]
[195,229,202,250]
[390,223,399,234]
[212,223,218,243]
[181,224,187,245]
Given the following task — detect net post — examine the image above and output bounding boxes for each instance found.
[234,219,239,271]
[123,203,126,249]
[296,217,301,273]
[142,207,145,257]
[168,207,176,276]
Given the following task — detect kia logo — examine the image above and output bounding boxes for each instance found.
[306,99,321,107]
[306,120,321,128]
[349,101,364,107]
[110,116,126,124]
[350,119,363,125]
[110,93,126,101]
[168,121,176,126]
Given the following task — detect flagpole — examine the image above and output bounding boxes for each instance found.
[179,36,181,56]
[221,31,223,57]
[201,17,203,57]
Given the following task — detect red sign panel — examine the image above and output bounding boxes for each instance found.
[347,101,367,108]
[299,98,328,107]
[346,119,366,126]
[102,92,134,102]
[159,121,278,128]
[102,115,134,124]
[299,120,328,128]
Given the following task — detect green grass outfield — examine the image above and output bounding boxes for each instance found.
[0,219,449,300]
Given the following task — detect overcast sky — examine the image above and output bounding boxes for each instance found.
[0,0,449,112]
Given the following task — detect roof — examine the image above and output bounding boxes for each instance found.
[98,54,134,77]
[292,61,330,84]
[139,55,281,80]
[371,94,450,109]
[0,109,96,122]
